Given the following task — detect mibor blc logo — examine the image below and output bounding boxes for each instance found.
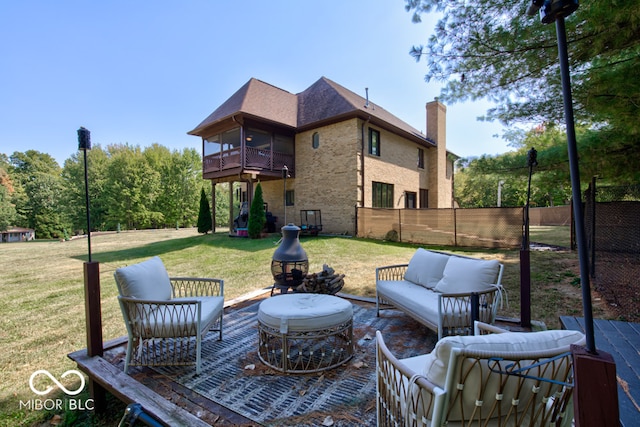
[21,369,93,411]
[29,369,85,396]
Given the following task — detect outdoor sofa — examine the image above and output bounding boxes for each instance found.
[376,248,504,339]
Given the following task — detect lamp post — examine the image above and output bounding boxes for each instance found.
[78,127,92,262]
[524,147,538,250]
[526,2,619,424]
[282,165,289,225]
[520,148,537,328]
[77,127,106,412]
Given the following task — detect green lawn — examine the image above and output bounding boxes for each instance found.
[529,225,572,248]
[0,227,610,426]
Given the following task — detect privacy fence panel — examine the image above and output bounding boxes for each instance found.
[400,208,456,246]
[455,208,522,248]
[584,184,640,321]
[356,207,523,249]
[529,206,572,226]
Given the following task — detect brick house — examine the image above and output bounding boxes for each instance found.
[188,77,455,235]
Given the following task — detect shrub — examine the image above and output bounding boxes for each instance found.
[247,183,266,238]
[197,188,212,234]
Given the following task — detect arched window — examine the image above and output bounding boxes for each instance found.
[312,132,320,149]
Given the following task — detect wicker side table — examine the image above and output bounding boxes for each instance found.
[257,293,354,373]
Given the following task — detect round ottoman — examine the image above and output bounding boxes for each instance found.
[257,293,354,373]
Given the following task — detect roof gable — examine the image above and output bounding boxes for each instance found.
[189,78,298,134]
[297,77,361,126]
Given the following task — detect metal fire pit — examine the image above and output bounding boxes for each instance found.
[271,224,308,294]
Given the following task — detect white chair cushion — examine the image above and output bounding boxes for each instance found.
[404,249,450,289]
[422,329,586,388]
[115,256,172,300]
[137,296,224,338]
[434,256,499,294]
[258,294,353,333]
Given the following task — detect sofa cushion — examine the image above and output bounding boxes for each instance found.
[434,256,500,294]
[404,249,450,289]
[136,296,224,338]
[377,280,441,327]
[115,256,172,301]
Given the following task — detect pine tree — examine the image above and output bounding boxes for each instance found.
[197,187,212,234]
[247,182,266,239]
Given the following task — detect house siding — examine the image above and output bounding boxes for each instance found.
[362,121,430,209]
[261,116,444,234]
[296,120,359,234]
[262,120,359,234]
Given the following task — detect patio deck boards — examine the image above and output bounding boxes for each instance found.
[560,316,640,427]
[69,338,257,426]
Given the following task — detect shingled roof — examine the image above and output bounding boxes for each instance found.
[189,77,434,146]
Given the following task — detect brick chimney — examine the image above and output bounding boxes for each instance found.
[426,98,452,208]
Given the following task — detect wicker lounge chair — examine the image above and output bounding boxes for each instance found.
[114,256,224,374]
[376,322,586,426]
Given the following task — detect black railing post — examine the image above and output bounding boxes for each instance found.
[470,292,480,333]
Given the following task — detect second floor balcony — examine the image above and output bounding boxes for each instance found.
[203,146,294,179]
[202,126,295,181]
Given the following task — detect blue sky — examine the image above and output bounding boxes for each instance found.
[1,1,510,166]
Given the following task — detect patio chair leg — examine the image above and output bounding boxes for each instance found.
[196,334,202,375]
[218,314,223,340]
[123,337,133,373]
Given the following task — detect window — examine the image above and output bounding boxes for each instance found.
[204,134,221,156]
[221,127,241,148]
[369,128,380,156]
[405,192,417,209]
[372,182,394,208]
[418,148,425,169]
[312,132,320,149]
[420,189,429,208]
[285,190,295,206]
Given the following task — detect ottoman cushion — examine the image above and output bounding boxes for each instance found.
[258,294,353,333]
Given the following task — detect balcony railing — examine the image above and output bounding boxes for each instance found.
[204,147,294,176]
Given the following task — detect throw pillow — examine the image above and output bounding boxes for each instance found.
[434,256,500,294]
[404,249,450,289]
[115,256,172,300]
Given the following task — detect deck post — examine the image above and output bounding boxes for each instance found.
[83,261,107,412]
[571,344,619,426]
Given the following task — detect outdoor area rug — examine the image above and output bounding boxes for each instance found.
[152,298,438,426]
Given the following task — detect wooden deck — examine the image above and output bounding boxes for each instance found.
[69,295,639,426]
[69,290,274,426]
[560,316,640,427]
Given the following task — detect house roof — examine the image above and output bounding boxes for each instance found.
[189,77,434,146]
[2,227,34,233]
[189,78,298,134]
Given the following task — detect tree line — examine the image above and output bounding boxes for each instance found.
[454,123,639,208]
[2,129,636,240]
[0,144,231,239]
